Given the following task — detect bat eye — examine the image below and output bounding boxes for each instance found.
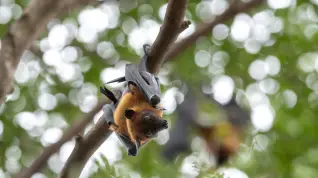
[146,131,152,137]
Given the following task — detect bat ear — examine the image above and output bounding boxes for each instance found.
[125,109,136,119]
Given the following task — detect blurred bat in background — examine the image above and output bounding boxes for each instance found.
[162,85,197,160]
[162,83,250,166]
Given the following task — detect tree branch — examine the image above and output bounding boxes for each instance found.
[58,115,113,178]
[164,0,265,62]
[13,99,108,178]
[0,0,103,104]
[146,0,190,74]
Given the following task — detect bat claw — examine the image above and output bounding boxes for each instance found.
[143,44,151,56]
[181,20,191,29]
[110,123,119,131]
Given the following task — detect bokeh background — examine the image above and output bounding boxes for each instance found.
[1,0,318,177]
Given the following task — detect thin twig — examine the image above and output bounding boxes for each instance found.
[178,20,191,34]
[13,99,108,178]
[164,0,265,62]
[58,115,113,178]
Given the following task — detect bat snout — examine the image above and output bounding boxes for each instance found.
[161,119,168,129]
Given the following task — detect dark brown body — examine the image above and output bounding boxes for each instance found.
[112,83,167,147]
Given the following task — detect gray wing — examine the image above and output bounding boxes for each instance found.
[106,44,161,107]
[116,133,140,156]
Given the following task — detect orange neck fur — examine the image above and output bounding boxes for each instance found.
[113,84,163,145]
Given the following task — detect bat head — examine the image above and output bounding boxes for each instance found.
[125,109,168,139]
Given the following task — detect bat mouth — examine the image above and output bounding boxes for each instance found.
[157,119,168,130]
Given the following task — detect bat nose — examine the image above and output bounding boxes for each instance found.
[162,119,168,129]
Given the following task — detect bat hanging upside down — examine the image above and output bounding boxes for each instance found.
[100,44,168,156]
